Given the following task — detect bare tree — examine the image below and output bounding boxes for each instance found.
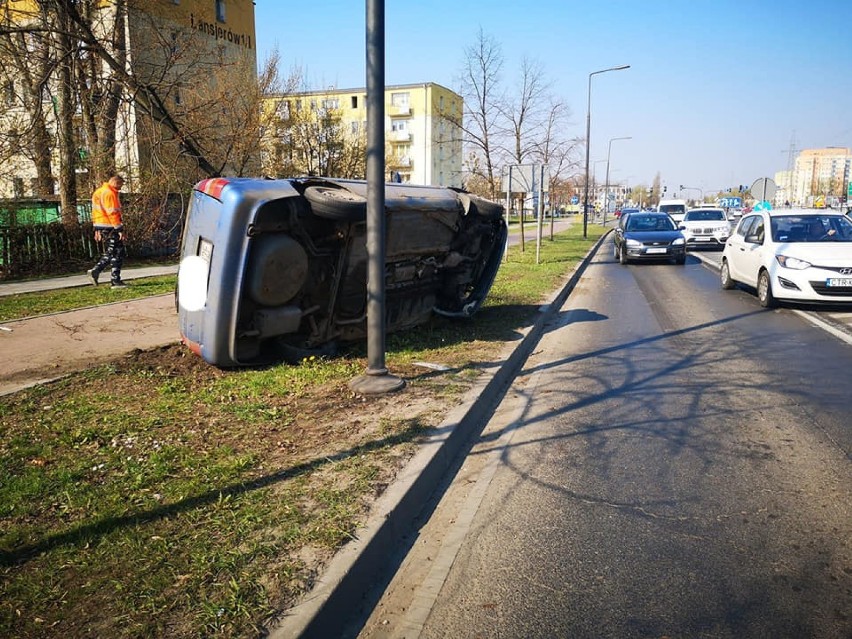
[457,28,504,199]
[262,69,368,180]
[0,3,56,196]
[501,56,549,167]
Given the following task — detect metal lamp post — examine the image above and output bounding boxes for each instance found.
[349,0,405,395]
[583,64,630,238]
[603,136,631,225]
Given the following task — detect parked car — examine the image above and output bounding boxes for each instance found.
[613,212,686,264]
[680,207,730,249]
[616,207,640,219]
[720,208,852,307]
[177,177,507,366]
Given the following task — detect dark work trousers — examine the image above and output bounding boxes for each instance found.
[92,229,126,284]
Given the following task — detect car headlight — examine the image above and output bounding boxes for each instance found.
[775,254,811,270]
[671,237,685,246]
[626,239,642,248]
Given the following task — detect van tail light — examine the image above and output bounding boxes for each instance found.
[197,178,229,200]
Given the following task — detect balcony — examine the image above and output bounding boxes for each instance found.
[389,130,411,142]
[389,156,411,168]
[389,105,411,116]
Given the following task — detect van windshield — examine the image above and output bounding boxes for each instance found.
[659,204,686,215]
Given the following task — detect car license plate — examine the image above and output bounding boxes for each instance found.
[646,247,667,254]
[695,237,711,241]
[826,278,852,287]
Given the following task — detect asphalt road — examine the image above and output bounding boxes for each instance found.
[359,238,852,638]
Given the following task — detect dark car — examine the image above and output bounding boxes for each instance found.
[176,177,507,367]
[613,212,686,264]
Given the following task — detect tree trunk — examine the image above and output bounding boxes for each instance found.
[55,9,78,226]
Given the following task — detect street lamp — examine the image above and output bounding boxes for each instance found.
[583,64,630,238]
[604,136,631,225]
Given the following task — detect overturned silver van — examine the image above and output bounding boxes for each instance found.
[176,177,507,367]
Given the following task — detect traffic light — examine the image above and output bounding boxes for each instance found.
[679,184,683,190]
[663,186,667,193]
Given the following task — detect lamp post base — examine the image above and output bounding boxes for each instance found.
[349,370,406,395]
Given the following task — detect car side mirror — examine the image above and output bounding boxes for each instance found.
[745,234,760,244]
[678,225,686,230]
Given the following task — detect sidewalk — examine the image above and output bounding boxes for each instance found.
[0,263,178,297]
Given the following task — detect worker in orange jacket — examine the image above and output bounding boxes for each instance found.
[87,175,128,288]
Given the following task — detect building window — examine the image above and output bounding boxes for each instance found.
[12,177,24,198]
[4,81,14,106]
[391,119,409,133]
[351,95,358,109]
[350,122,360,135]
[391,92,409,108]
[439,95,444,110]
[321,98,339,110]
[215,0,226,23]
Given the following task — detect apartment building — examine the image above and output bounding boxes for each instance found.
[0,0,257,197]
[775,147,851,206]
[264,83,464,188]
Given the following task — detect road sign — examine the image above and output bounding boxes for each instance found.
[847,181,852,198]
[750,177,777,202]
[503,164,549,194]
[719,196,742,208]
[571,195,579,205]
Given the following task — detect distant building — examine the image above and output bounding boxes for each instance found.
[776,147,851,207]
[263,83,463,187]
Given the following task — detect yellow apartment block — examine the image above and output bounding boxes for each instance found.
[265,83,464,188]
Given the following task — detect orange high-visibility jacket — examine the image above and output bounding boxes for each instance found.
[91,182,123,230]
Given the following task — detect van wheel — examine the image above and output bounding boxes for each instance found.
[457,192,504,219]
[304,186,367,221]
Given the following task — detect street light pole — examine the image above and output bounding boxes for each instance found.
[583,64,630,238]
[604,136,631,226]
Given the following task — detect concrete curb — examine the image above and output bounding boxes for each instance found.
[269,230,612,639]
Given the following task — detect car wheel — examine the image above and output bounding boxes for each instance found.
[304,185,367,221]
[613,243,619,260]
[619,246,628,265]
[757,270,776,308]
[675,255,686,265]
[720,259,735,289]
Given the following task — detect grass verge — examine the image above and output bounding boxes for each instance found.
[0,276,177,322]
[0,224,605,638]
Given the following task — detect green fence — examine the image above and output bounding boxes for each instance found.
[0,195,184,279]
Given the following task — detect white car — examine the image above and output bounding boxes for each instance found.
[720,208,852,307]
[680,207,730,248]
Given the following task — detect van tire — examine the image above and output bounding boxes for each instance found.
[304,186,367,221]
[457,192,504,219]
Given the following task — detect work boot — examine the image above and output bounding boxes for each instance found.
[87,269,99,287]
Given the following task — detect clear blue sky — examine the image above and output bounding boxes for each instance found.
[255,0,852,193]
